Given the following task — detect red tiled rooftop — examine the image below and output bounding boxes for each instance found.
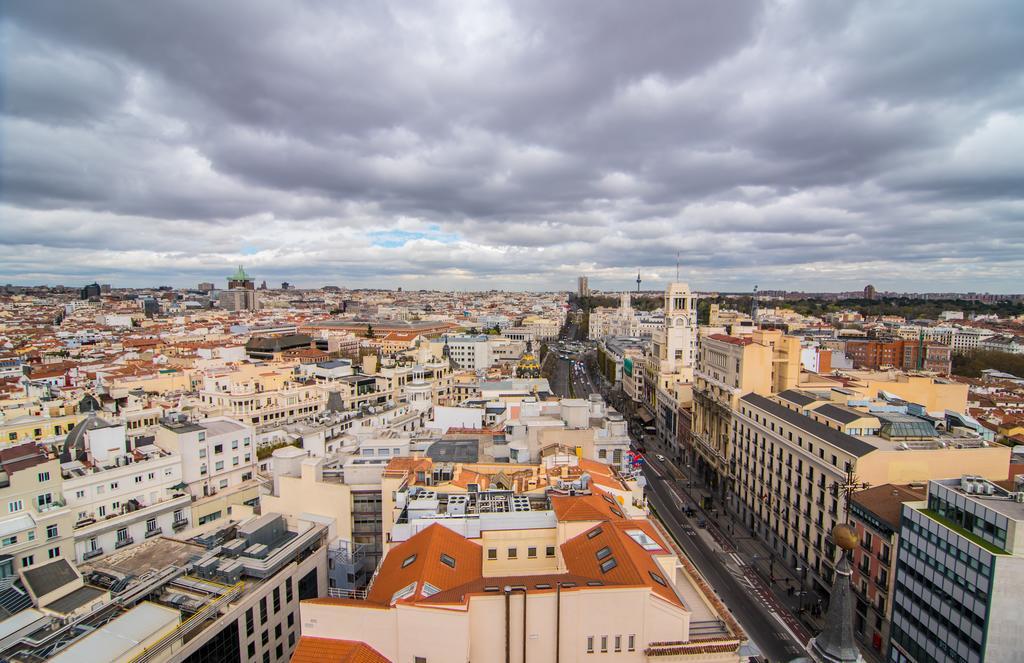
[706,333,753,346]
[291,637,391,663]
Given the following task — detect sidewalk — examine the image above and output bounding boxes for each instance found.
[646,436,825,640]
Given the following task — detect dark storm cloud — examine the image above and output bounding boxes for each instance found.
[1,0,1022,291]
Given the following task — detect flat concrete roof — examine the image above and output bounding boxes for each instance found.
[48,602,179,663]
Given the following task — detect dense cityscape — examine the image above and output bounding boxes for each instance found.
[4,1,1024,662]
[0,273,1021,662]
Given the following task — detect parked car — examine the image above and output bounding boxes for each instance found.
[656,454,665,462]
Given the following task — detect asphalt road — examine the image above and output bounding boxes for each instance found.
[643,455,808,663]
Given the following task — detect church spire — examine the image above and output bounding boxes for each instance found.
[807,524,864,663]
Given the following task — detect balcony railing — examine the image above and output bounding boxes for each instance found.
[114,536,135,549]
[145,527,163,539]
[83,547,104,560]
[172,518,189,530]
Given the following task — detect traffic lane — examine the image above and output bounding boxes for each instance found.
[643,464,803,663]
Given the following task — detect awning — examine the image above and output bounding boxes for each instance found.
[635,409,655,424]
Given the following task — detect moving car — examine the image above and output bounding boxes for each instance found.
[655,454,665,462]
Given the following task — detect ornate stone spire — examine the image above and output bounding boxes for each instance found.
[808,524,864,663]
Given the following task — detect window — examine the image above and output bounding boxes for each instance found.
[37,471,50,482]
[8,500,23,513]
[600,558,618,573]
[261,630,269,646]
[402,554,417,568]
[649,571,668,586]
[200,463,208,475]
[487,548,497,560]
[148,472,155,480]
[110,481,119,490]
[2,536,16,547]
[596,546,612,561]
[527,547,537,559]
[219,479,229,489]
[287,612,295,628]
[507,547,517,559]
[98,505,106,517]
[440,553,456,569]
[232,440,239,449]
[247,642,255,658]
[48,546,60,559]
[288,632,295,647]
[586,527,603,539]
[116,527,129,543]
[214,444,223,454]
[628,634,635,651]
[233,456,239,466]
[276,644,283,659]
[601,636,608,653]
[615,635,621,652]
[275,624,282,639]
[262,653,270,663]
[260,597,268,624]
[546,546,556,557]
[199,448,207,459]
[215,461,224,471]
[75,490,85,499]
[286,577,293,603]
[46,524,58,539]
[246,607,254,636]
[273,587,281,613]
[586,636,594,653]
[21,555,34,568]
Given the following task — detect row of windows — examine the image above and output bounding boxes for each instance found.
[585,634,636,653]
[486,546,556,560]
[891,603,976,663]
[902,519,992,582]
[927,493,1007,552]
[894,559,985,633]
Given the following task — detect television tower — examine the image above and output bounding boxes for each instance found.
[636,270,642,293]
[751,285,760,321]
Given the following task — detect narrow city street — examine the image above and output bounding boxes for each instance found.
[641,451,810,662]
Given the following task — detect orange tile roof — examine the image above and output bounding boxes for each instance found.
[366,523,482,605]
[560,520,682,608]
[550,488,627,522]
[291,637,391,663]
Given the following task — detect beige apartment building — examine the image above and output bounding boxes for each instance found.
[731,391,1009,598]
[297,478,746,662]
[690,330,800,499]
[0,443,74,576]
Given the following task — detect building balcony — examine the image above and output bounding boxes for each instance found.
[172,518,189,531]
[82,547,104,561]
[145,527,163,539]
[114,536,135,549]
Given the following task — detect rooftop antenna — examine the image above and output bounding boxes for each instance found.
[636,270,642,293]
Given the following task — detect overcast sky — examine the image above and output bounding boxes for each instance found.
[2,1,1023,293]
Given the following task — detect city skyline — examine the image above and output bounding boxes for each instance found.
[2,1,1023,291]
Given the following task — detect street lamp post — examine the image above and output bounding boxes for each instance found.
[795,565,808,615]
